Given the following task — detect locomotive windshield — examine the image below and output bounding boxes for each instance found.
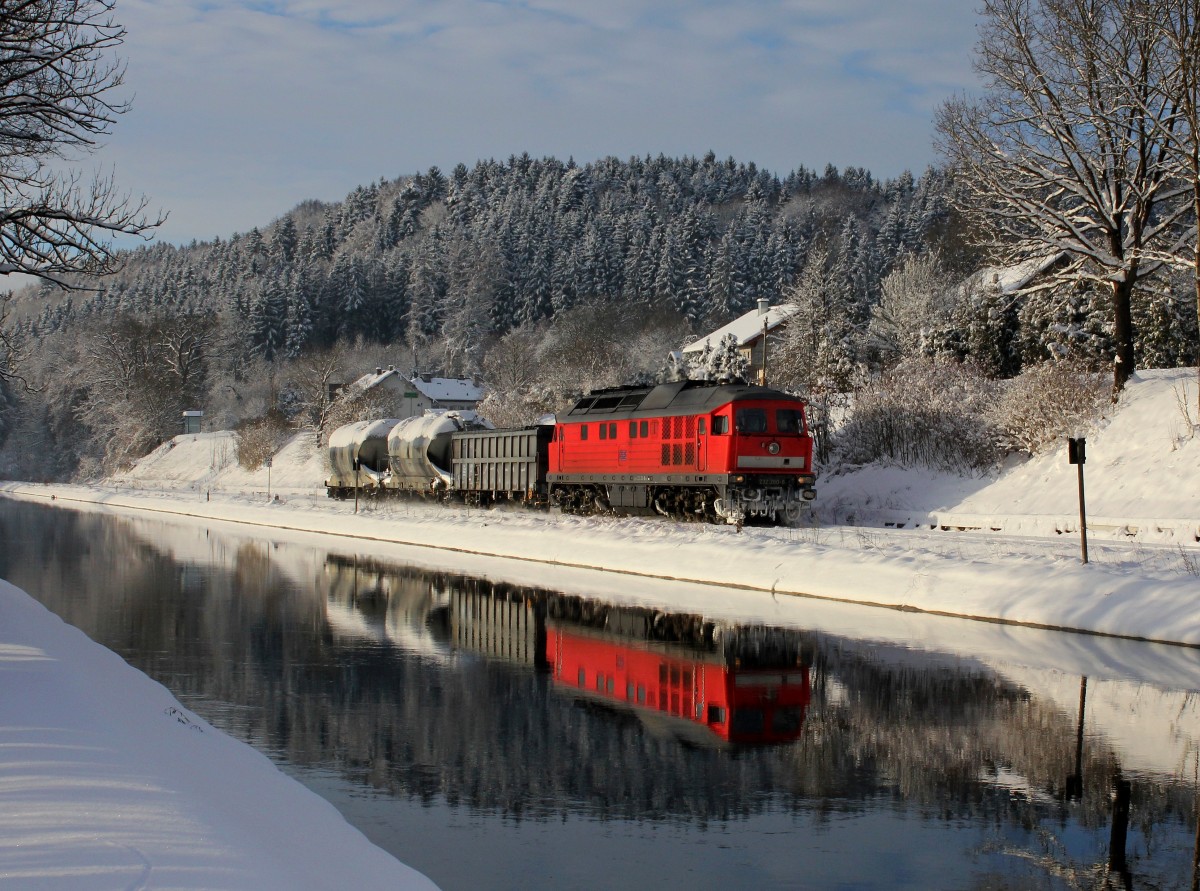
[734,407,768,434]
[776,408,806,435]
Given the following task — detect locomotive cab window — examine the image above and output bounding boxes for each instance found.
[640,420,649,438]
[735,408,768,434]
[712,415,729,435]
[580,425,588,441]
[777,408,805,435]
[599,424,607,440]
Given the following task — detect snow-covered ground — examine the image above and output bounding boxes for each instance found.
[2,368,1198,888]
[0,579,440,890]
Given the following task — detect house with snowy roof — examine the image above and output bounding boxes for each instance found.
[342,365,483,419]
[963,253,1067,298]
[681,299,800,385]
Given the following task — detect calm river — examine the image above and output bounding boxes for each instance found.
[1,498,1197,890]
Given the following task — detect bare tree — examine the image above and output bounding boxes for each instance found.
[0,0,162,284]
[154,311,217,400]
[1137,0,1200,411]
[287,344,347,437]
[936,0,1192,392]
[0,289,29,387]
[869,250,955,362]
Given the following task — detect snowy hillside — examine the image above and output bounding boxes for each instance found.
[820,368,1200,541]
[109,429,328,497]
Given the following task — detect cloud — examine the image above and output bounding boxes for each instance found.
[102,0,980,244]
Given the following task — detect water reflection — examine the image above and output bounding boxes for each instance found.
[1,498,1197,890]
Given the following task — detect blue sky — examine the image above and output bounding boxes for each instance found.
[103,0,981,245]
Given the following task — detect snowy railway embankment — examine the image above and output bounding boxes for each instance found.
[3,368,1199,647]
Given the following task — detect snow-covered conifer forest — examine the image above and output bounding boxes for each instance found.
[0,153,1196,478]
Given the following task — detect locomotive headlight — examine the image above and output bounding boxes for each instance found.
[767,441,781,455]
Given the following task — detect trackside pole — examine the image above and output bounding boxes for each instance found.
[1068,437,1088,564]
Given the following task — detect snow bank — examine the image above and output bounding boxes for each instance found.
[0,579,440,891]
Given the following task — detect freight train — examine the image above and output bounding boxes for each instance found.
[325,378,817,525]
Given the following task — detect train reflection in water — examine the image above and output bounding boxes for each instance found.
[445,580,812,748]
[323,557,814,748]
[548,624,809,747]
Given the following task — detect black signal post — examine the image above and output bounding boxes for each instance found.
[1068,437,1088,564]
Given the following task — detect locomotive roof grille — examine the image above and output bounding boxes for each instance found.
[563,380,801,421]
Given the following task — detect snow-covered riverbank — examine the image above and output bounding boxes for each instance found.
[0,578,440,890]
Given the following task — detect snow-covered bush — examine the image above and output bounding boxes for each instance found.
[989,362,1108,455]
[321,388,396,444]
[835,358,1000,471]
[869,250,956,363]
[236,412,290,470]
[475,387,563,429]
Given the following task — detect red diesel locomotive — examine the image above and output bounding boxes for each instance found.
[549,379,817,524]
